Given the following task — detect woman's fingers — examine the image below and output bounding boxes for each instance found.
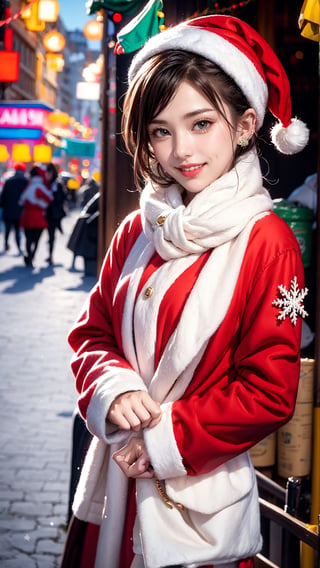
[108,390,162,431]
[141,395,162,426]
[113,438,154,478]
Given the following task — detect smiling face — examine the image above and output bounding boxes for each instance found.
[122,51,257,192]
[148,81,243,203]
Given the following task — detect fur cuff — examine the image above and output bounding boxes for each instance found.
[144,402,187,479]
[86,368,148,441]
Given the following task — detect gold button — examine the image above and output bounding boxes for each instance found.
[157,215,166,226]
[144,286,154,298]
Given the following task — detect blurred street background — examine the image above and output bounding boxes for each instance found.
[0,208,96,568]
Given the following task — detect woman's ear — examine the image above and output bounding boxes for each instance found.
[236,108,257,144]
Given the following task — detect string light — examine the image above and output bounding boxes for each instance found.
[0,0,38,27]
[191,0,255,18]
[157,9,166,32]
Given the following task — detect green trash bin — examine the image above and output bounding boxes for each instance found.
[273,199,314,268]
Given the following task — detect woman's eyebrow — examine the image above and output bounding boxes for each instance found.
[149,108,215,124]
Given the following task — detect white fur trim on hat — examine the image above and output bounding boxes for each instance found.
[129,23,268,130]
[128,15,309,154]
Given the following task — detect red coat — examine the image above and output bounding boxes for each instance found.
[68,209,304,567]
[19,176,52,229]
[70,210,303,468]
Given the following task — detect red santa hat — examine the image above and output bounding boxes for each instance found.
[128,15,309,155]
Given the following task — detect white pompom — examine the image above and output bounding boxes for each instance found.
[270,118,309,154]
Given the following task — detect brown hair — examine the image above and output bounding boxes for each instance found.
[122,50,255,187]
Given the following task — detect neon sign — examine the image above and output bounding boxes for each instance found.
[0,108,46,129]
[0,102,53,141]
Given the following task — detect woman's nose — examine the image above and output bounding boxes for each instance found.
[172,133,192,159]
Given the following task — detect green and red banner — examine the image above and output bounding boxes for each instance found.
[86,0,144,15]
[114,0,164,54]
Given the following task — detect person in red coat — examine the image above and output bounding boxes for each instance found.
[19,165,52,267]
[61,15,309,568]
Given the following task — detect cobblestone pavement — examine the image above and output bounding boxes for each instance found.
[0,208,97,567]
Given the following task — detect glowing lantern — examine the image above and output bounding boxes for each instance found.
[33,144,52,163]
[46,53,64,72]
[24,1,45,31]
[67,178,80,190]
[0,51,20,82]
[42,30,66,52]
[20,3,33,20]
[82,66,97,83]
[96,54,104,75]
[4,27,13,51]
[112,12,122,24]
[12,144,32,163]
[48,111,69,124]
[83,19,103,41]
[81,168,89,179]
[0,145,10,162]
[92,170,101,183]
[96,10,104,22]
[38,0,60,22]
[82,127,92,139]
[76,81,100,101]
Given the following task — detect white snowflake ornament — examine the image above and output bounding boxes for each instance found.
[272,276,308,326]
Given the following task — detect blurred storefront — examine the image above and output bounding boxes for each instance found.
[0,100,53,163]
[0,0,101,177]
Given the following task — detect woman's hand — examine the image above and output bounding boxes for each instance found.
[107,390,162,432]
[113,437,154,478]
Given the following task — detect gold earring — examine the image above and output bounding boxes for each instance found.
[238,137,249,148]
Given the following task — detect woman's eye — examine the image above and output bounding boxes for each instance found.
[194,120,211,131]
[150,127,169,138]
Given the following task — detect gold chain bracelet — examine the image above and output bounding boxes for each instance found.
[154,477,185,511]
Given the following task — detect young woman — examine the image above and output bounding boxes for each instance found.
[61,15,309,568]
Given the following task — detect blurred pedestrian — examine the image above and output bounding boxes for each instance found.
[78,177,100,208]
[45,162,67,265]
[19,165,53,267]
[67,191,100,274]
[0,162,28,254]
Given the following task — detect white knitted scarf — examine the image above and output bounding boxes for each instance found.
[140,149,273,260]
[123,149,274,405]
